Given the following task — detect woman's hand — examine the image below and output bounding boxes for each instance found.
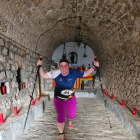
[94,61,99,67]
[37,60,43,66]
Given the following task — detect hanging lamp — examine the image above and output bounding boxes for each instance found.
[62,43,66,59]
[83,44,87,58]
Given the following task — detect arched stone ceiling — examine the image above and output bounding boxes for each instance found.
[0,0,140,59]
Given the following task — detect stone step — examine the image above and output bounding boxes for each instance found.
[94,80,140,140]
[0,96,49,140]
[96,92,140,140]
[1,88,139,140]
[19,97,136,140]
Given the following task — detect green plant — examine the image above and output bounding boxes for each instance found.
[81,64,86,70]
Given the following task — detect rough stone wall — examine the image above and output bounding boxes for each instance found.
[0,0,139,58]
[0,35,51,119]
[102,45,140,111]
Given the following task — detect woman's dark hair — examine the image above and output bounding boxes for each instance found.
[59,58,69,65]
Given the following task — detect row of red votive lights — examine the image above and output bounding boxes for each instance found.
[0,107,18,124]
[103,89,136,115]
[1,83,26,95]
[0,95,40,124]
[31,96,40,105]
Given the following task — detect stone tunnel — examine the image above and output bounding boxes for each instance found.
[0,0,140,140]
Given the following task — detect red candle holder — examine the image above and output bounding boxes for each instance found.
[75,67,77,70]
[31,99,34,106]
[106,91,108,96]
[122,100,124,106]
[2,86,6,94]
[80,67,82,70]
[133,108,136,115]
[14,107,18,115]
[0,113,4,124]
[23,82,26,88]
[111,94,114,99]
[37,95,40,101]
[103,89,105,93]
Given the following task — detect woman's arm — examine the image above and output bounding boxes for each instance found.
[83,61,99,77]
[37,60,51,79]
[39,67,51,79]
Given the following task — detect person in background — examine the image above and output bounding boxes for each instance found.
[54,63,59,70]
[37,58,99,140]
[88,63,91,69]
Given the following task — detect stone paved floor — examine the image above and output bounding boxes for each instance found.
[19,98,136,140]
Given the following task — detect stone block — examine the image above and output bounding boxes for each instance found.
[10,72,14,79]
[11,65,16,71]
[0,63,4,70]
[25,60,30,65]
[15,55,25,68]
[0,21,7,32]
[75,92,96,97]
[29,77,34,82]
[10,45,18,52]
[135,19,140,31]
[5,42,10,48]
[0,38,4,46]
[6,71,12,79]
[18,49,26,56]
[15,55,19,62]
[28,71,32,76]
[136,85,140,92]
[44,86,52,91]
[0,56,7,62]
[49,84,52,87]
[11,81,18,89]
[2,47,8,56]
[44,91,96,99]
[7,60,14,65]
[46,79,53,84]
[26,55,30,60]
[28,65,32,71]
[6,63,11,70]
[129,64,134,71]
[9,51,15,59]
[0,71,6,80]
